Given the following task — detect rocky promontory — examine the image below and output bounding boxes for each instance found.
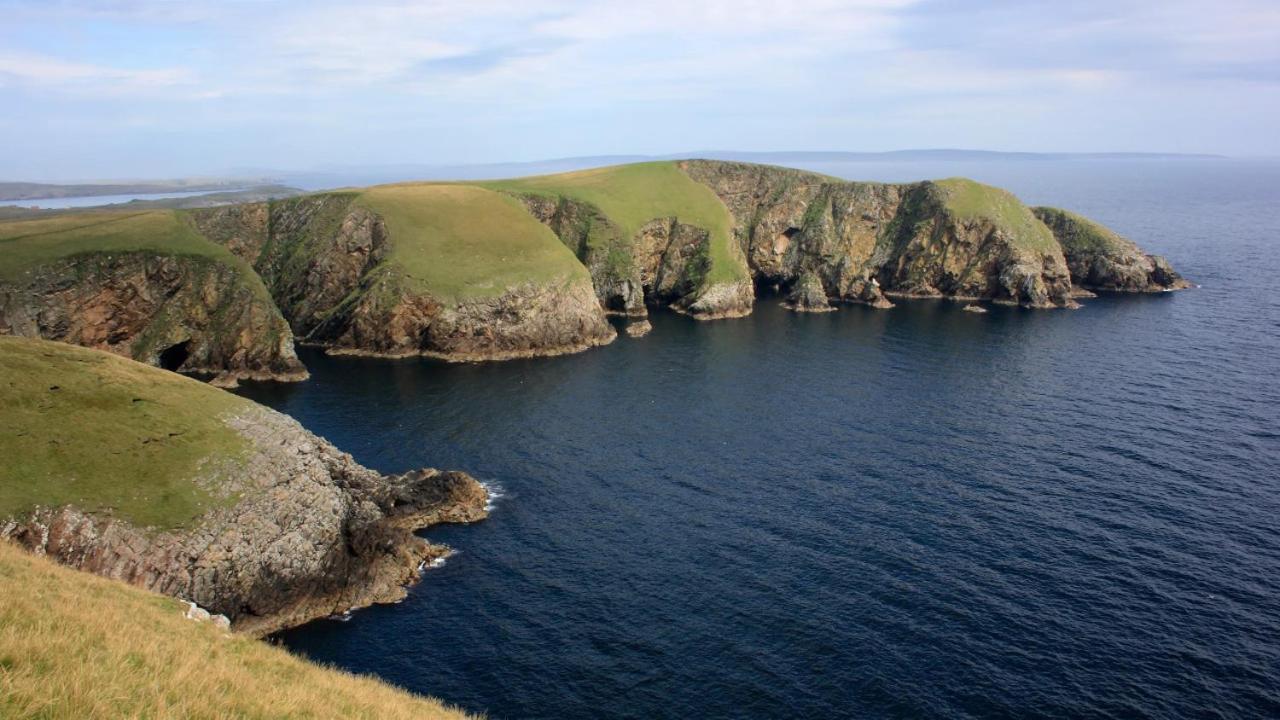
[681,160,1081,310]
[0,210,306,386]
[192,186,616,361]
[1032,206,1192,292]
[0,337,487,635]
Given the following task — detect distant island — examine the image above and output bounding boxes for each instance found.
[0,178,280,202]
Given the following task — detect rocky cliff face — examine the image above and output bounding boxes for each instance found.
[1,402,488,636]
[512,193,754,319]
[193,195,615,360]
[1033,207,1192,292]
[0,252,306,386]
[680,160,1079,309]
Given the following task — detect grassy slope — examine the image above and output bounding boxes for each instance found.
[1032,206,1129,253]
[0,541,472,720]
[934,178,1057,253]
[354,184,591,301]
[480,161,747,284]
[0,337,253,530]
[0,209,272,300]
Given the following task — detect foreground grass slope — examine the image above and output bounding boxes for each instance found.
[0,541,472,720]
[0,336,251,529]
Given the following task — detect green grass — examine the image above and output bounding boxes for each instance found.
[0,541,474,719]
[935,178,1057,253]
[0,209,272,301]
[1032,206,1127,253]
[0,337,253,530]
[354,184,591,301]
[480,161,747,284]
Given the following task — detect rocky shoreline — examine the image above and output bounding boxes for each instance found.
[1,402,489,636]
[0,160,1190,384]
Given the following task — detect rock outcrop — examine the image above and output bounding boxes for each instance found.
[194,192,616,360]
[680,160,1080,309]
[784,272,836,312]
[1,399,487,636]
[0,252,305,387]
[513,193,755,320]
[1032,207,1192,292]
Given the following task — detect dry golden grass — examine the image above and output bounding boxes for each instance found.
[0,541,477,719]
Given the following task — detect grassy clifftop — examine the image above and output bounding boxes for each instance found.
[0,210,269,298]
[482,161,747,285]
[0,336,252,530]
[0,540,472,719]
[355,184,591,301]
[933,178,1058,254]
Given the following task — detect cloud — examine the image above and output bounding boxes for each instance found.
[0,51,191,89]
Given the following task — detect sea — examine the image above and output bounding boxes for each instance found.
[236,158,1280,719]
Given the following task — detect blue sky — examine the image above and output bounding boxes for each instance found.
[1,0,1277,180]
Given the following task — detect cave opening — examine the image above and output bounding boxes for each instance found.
[158,340,192,372]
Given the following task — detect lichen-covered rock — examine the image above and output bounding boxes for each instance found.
[0,252,306,386]
[512,193,754,319]
[1033,207,1192,292]
[784,272,835,312]
[204,193,615,361]
[624,319,652,338]
[681,161,1084,309]
[1,402,488,636]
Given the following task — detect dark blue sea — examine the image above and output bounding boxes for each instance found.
[240,159,1280,719]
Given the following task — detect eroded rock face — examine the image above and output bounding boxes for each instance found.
[785,273,835,312]
[0,253,306,386]
[0,405,488,636]
[203,195,615,360]
[680,160,1080,309]
[1033,207,1192,292]
[513,194,755,320]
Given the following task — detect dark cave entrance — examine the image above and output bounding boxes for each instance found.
[158,340,192,372]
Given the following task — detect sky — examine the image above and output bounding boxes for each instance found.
[1,0,1278,180]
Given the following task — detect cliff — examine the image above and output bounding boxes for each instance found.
[1,162,1189,375]
[680,160,1079,309]
[191,185,616,360]
[1032,207,1192,292]
[0,210,306,386]
[487,162,755,320]
[0,337,488,636]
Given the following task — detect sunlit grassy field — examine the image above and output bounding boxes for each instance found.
[0,541,474,719]
[0,337,252,530]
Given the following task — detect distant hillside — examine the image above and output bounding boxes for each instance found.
[0,179,275,201]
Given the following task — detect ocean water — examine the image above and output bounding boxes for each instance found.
[241,159,1280,719]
